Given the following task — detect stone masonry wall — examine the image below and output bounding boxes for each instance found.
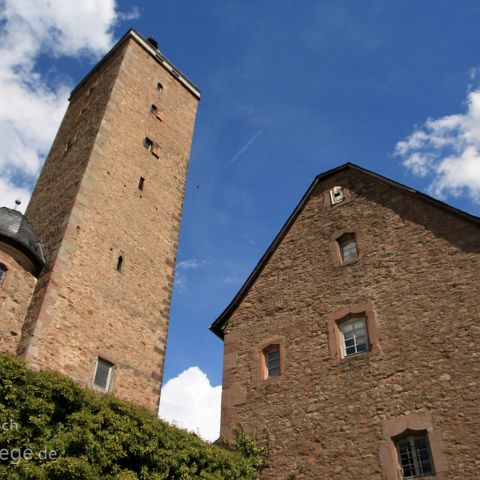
[0,250,36,355]
[19,36,199,411]
[221,169,480,479]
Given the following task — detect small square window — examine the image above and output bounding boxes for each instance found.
[93,358,114,391]
[338,233,358,262]
[338,316,369,357]
[330,186,344,205]
[395,432,435,479]
[144,137,153,151]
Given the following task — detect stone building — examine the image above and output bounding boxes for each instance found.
[0,29,200,412]
[211,163,480,479]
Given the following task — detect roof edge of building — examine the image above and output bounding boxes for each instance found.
[209,162,480,340]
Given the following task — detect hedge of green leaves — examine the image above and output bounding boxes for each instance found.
[0,354,258,479]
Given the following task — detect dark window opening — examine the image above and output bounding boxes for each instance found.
[395,431,435,479]
[144,137,153,151]
[151,104,158,115]
[138,177,145,191]
[156,82,163,92]
[116,255,124,272]
[0,264,7,286]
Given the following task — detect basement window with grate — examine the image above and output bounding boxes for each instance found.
[93,358,114,391]
[395,431,435,479]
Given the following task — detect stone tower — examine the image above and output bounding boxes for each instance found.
[14,30,200,411]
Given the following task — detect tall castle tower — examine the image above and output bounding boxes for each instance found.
[6,30,200,411]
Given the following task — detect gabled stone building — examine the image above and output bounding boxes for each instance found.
[211,163,480,479]
[0,30,200,412]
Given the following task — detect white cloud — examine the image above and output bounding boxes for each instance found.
[177,259,208,270]
[159,367,222,442]
[395,87,480,203]
[0,0,127,208]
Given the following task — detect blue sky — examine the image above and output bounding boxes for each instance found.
[1,0,480,440]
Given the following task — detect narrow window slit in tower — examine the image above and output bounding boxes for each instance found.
[156,82,163,92]
[116,255,124,273]
[138,177,145,191]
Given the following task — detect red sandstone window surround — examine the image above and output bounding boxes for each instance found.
[327,303,377,362]
[380,414,448,480]
[329,227,364,267]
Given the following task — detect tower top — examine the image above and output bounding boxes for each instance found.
[70,29,201,100]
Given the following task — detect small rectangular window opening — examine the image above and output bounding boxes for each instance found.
[338,233,358,262]
[151,104,158,115]
[93,357,114,391]
[138,177,145,191]
[116,255,124,272]
[144,137,153,151]
[156,82,163,92]
[339,316,369,357]
[330,186,344,205]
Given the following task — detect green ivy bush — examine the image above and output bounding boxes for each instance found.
[0,354,258,479]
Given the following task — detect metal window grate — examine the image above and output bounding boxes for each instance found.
[93,358,114,391]
[265,347,280,377]
[339,317,368,357]
[396,434,435,478]
[339,234,358,262]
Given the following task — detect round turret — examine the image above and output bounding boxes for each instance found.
[0,207,47,276]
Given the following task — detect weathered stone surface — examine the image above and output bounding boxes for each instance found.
[0,251,37,355]
[13,34,199,412]
[220,169,480,479]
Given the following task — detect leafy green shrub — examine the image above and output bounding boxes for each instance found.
[0,354,258,479]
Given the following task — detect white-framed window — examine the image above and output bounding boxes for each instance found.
[93,357,114,391]
[330,186,344,205]
[395,432,435,479]
[338,316,369,357]
[338,233,358,262]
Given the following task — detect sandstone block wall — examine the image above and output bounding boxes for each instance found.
[0,250,36,355]
[221,169,480,479]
